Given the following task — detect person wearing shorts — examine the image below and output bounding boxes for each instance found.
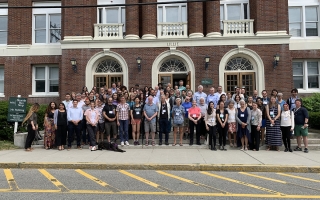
[172,98,185,146]
[131,97,143,145]
[102,97,118,143]
[95,99,105,143]
[143,96,158,146]
[293,99,309,153]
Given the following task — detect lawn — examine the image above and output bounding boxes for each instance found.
[0,140,18,151]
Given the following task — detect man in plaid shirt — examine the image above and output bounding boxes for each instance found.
[116,96,130,146]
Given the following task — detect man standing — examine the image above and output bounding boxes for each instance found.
[252,90,259,102]
[102,97,118,143]
[158,95,170,145]
[62,93,72,109]
[81,98,91,145]
[261,90,270,106]
[206,87,219,108]
[67,100,83,150]
[193,85,207,105]
[178,80,186,91]
[287,88,299,110]
[111,83,117,94]
[215,86,226,100]
[293,99,309,153]
[143,96,158,146]
[116,96,130,146]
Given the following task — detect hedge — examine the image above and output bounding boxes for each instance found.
[0,101,47,141]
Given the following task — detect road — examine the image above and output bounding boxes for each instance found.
[0,169,320,199]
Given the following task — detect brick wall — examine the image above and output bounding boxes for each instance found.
[205,0,220,34]
[291,50,320,59]
[125,0,140,37]
[141,0,157,37]
[188,1,203,35]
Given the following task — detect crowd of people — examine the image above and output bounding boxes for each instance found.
[22,81,309,153]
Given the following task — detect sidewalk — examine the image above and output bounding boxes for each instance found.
[0,148,319,172]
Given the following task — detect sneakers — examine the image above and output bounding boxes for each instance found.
[136,141,140,145]
[121,141,124,146]
[165,142,169,145]
[91,146,96,151]
[125,141,129,146]
[294,146,302,151]
[133,141,137,146]
[289,149,293,152]
[304,148,309,153]
[284,148,288,152]
[159,141,162,146]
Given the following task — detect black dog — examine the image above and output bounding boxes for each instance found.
[98,141,126,153]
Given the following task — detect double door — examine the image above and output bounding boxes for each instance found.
[225,72,255,95]
[94,75,123,88]
[159,71,191,88]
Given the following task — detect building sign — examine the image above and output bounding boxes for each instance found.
[201,78,213,85]
[7,97,27,122]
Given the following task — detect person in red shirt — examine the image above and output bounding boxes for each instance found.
[188,100,201,145]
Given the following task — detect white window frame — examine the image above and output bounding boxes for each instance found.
[157,0,187,23]
[97,0,126,32]
[0,3,8,45]
[220,0,250,31]
[32,65,59,96]
[289,0,320,38]
[32,2,61,45]
[292,60,320,93]
[0,65,4,96]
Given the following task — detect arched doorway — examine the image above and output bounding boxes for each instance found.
[152,50,195,90]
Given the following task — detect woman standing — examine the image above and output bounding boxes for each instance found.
[172,98,185,146]
[227,100,237,147]
[23,103,40,151]
[236,100,251,151]
[277,93,286,111]
[265,96,282,151]
[112,93,118,106]
[280,103,294,152]
[205,101,217,151]
[247,96,254,110]
[216,100,228,150]
[54,103,68,151]
[84,101,100,151]
[131,97,143,145]
[188,100,201,146]
[250,102,262,151]
[44,102,57,149]
[216,94,228,109]
[234,95,241,109]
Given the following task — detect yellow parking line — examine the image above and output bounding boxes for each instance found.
[201,172,286,196]
[38,169,69,192]
[119,170,173,193]
[239,172,286,184]
[75,169,120,192]
[3,169,19,191]
[277,173,320,183]
[156,170,229,194]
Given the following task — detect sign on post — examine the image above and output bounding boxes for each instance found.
[7,97,27,122]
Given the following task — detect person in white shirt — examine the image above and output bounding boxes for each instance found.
[67,100,83,150]
[62,93,72,109]
[69,93,85,109]
[215,85,226,100]
[205,101,217,151]
[227,100,237,147]
[84,101,100,151]
[280,103,295,152]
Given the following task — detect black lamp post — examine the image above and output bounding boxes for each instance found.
[205,55,210,70]
[70,58,77,73]
[273,53,280,68]
[136,57,142,71]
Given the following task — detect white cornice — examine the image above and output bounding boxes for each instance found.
[0,45,62,57]
[290,38,320,50]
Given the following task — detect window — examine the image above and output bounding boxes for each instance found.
[0,4,8,44]
[0,66,4,94]
[293,61,320,90]
[157,2,187,23]
[289,5,319,37]
[33,2,61,44]
[33,65,59,94]
[220,1,249,32]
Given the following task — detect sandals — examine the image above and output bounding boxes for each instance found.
[151,141,155,146]
[230,143,234,147]
[172,143,176,146]
[240,147,244,151]
[25,148,32,152]
[179,143,183,146]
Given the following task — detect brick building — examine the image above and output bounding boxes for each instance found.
[0,0,319,104]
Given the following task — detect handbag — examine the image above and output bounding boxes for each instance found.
[35,130,42,140]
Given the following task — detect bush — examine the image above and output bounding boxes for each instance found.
[309,112,320,129]
[302,93,320,112]
[0,101,47,141]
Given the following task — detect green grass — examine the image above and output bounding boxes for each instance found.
[0,140,18,151]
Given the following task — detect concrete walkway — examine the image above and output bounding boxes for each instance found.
[0,148,319,172]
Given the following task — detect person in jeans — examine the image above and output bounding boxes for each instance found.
[158,95,170,145]
[205,101,217,151]
[172,98,185,146]
[188,100,201,146]
[250,102,262,151]
[293,99,309,153]
[116,96,130,146]
[22,103,40,152]
[280,103,294,152]
[67,100,83,150]
[54,103,68,151]
[84,101,100,151]
[143,96,158,146]
[102,97,117,143]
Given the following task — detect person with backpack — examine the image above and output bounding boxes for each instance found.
[287,88,299,110]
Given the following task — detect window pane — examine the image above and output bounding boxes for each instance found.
[182,6,187,22]
[106,8,118,23]
[121,8,125,24]
[227,5,241,20]
[0,31,7,44]
[0,67,3,80]
[0,80,3,93]
[289,23,301,37]
[35,67,45,79]
[50,80,59,92]
[35,80,45,92]
[293,62,303,75]
[0,16,8,31]
[305,7,318,21]
[0,67,3,92]
[289,7,301,22]
[308,76,319,88]
[50,30,61,43]
[306,23,318,36]
[50,14,61,29]
[98,8,103,23]
[35,30,46,43]
[158,7,163,22]
[166,7,179,22]
[293,76,303,88]
[49,67,59,79]
[220,5,224,31]
[35,15,46,29]
[308,62,319,75]
[243,3,248,19]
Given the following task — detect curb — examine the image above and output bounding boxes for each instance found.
[0,163,319,173]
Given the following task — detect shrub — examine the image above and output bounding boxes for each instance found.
[301,93,320,112]
[309,112,320,129]
[0,101,47,141]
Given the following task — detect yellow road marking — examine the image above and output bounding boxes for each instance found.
[4,169,19,191]
[239,172,286,184]
[75,169,120,192]
[277,173,320,183]
[119,170,173,193]
[201,172,286,196]
[38,169,69,192]
[156,170,229,194]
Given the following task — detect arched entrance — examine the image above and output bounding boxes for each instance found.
[85,50,128,90]
[219,47,265,95]
[152,50,195,90]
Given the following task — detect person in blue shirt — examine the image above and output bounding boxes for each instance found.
[193,85,207,105]
[182,96,192,140]
[206,87,219,108]
[67,100,83,150]
[178,80,186,91]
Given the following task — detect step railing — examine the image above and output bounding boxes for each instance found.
[222,19,254,36]
[157,22,188,38]
[94,23,124,40]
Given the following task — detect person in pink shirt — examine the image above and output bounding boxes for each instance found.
[84,101,100,151]
[188,100,201,146]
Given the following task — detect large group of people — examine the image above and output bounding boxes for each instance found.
[22,81,309,153]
